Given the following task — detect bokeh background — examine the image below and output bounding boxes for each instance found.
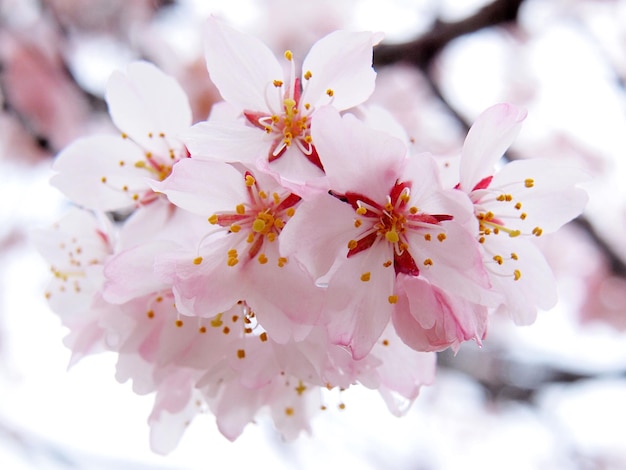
[2,0,626,468]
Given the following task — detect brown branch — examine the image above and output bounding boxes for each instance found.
[373,0,525,69]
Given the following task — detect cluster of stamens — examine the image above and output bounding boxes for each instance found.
[100,131,186,205]
[199,172,299,267]
[243,50,333,169]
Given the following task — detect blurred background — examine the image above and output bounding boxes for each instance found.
[2,0,626,468]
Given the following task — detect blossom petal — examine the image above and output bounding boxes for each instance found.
[204,17,283,111]
[183,120,269,166]
[301,30,382,110]
[106,61,192,153]
[488,158,589,234]
[459,103,527,191]
[153,159,247,216]
[311,107,406,201]
[51,135,150,211]
[279,193,356,281]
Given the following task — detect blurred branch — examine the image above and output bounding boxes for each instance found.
[373,0,525,69]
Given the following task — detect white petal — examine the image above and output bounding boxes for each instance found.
[51,135,150,211]
[153,159,247,216]
[183,120,268,165]
[106,61,192,153]
[301,30,382,110]
[204,17,283,111]
[460,103,527,191]
[489,158,588,233]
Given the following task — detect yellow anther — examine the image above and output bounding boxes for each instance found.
[253,218,266,232]
[267,232,276,242]
[525,178,535,188]
[236,204,246,215]
[437,233,447,242]
[273,192,281,205]
[493,255,504,265]
[258,254,268,264]
[385,202,394,211]
[383,260,392,268]
[264,126,272,134]
[278,257,287,267]
[479,236,486,243]
[354,219,362,228]
[515,202,522,210]
[259,190,268,199]
[304,70,312,80]
[246,233,255,243]
[424,258,433,266]
[121,132,128,139]
[511,252,519,260]
[274,218,284,229]
[304,135,313,143]
[514,269,522,281]
[135,161,146,168]
[284,50,293,61]
[532,226,543,237]
[119,160,125,166]
[101,177,107,183]
[348,239,358,249]
[175,319,184,328]
[388,295,398,304]
[520,213,527,220]
[494,227,500,234]
[386,230,399,243]
[148,132,153,138]
[485,211,495,220]
[259,332,268,342]
[409,206,418,214]
[146,310,155,319]
[304,103,311,110]
[508,229,521,237]
[356,207,367,215]
[230,224,241,233]
[245,175,256,187]
[286,207,295,217]
[228,249,238,257]
[496,194,506,201]
[132,194,139,201]
[360,272,371,282]
[237,349,246,359]
[227,258,239,267]
[193,256,203,265]
[199,326,207,334]
[424,233,431,241]
[223,326,231,334]
[285,407,294,416]
[326,88,334,97]
[273,79,283,87]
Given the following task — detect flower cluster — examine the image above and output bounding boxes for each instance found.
[36,18,588,453]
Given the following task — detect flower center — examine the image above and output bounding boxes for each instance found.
[243,50,325,169]
[332,181,453,277]
[206,172,300,267]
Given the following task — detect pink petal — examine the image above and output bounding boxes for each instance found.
[106,61,192,153]
[311,107,406,201]
[301,30,383,110]
[459,103,527,191]
[204,17,283,112]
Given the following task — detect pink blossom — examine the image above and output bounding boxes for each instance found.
[152,159,322,342]
[51,61,192,211]
[184,17,382,190]
[457,103,589,324]
[281,107,492,358]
